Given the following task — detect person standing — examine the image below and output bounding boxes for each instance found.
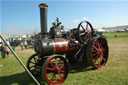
[6,40,10,58]
[6,48,10,59]
[21,41,24,50]
[0,44,6,59]
[24,41,27,49]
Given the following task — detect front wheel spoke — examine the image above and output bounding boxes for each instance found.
[51,74,55,81]
[54,75,58,81]
[55,59,59,67]
[58,73,62,79]
[49,60,54,67]
[46,67,55,71]
[60,65,64,70]
[60,70,64,73]
[47,72,52,77]
[58,60,62,65]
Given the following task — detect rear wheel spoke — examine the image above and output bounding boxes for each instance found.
[93,46,99,51]
[97,41,101,49]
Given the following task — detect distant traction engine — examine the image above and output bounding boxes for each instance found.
[26,3,109,85]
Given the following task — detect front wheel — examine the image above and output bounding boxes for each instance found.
[42,55,69,85]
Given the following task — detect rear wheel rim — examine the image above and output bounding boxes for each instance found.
[92,38,108,68]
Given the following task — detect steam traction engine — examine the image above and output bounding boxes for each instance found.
[26,3,109,85]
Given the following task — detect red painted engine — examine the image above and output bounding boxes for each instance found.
[27,3,109,85]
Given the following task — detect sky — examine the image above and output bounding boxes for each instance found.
[1,0,128,35]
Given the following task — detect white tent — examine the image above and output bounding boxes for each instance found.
[97,28,106,32]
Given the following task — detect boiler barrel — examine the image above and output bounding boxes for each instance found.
[34,38,79,56]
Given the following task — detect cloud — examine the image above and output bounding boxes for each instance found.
[83,17,88,20]
[11,25,21,31]
[73,17,88,23]
[73,19,80,23]
[10,25,23,35]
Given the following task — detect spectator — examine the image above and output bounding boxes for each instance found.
[20,41,24,50]
[0,44,6,59]
[6,40,10,59]
[115,35,117,38]
[6,48,10,59]
[24,41,27,49]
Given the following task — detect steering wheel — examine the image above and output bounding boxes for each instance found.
[77,21,94,44]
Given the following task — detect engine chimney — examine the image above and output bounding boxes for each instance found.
[39,3,48,33]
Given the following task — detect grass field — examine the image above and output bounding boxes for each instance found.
[0,33,128,85]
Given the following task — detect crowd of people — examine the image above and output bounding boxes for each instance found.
[0,40,28,59]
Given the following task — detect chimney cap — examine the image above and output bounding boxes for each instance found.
[39,3,48,8]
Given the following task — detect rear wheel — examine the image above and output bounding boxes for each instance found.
[86,37,109,69]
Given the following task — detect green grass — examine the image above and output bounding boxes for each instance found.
[103,32,128,38]
[0,33,128,85]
